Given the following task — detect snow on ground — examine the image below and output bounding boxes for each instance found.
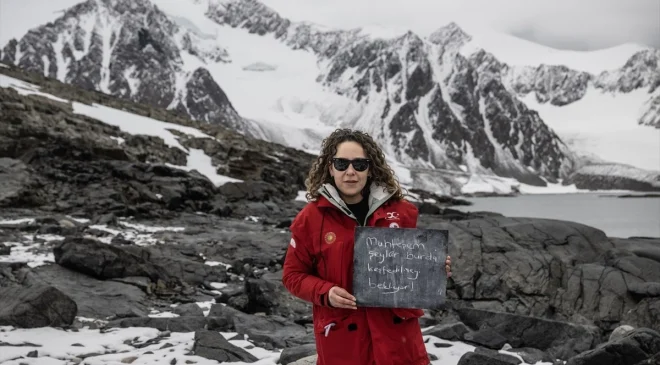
[71,102,212,152]
[519,87,660,172]
[85,219,187,245]
[0,233,61,268]
[0,325,551,365]
[0,326,284,365]
[165,148,244,185]
[0,216,230,265]
[0,324,546,365]
[0,73,242,187]
[0,74,69,103]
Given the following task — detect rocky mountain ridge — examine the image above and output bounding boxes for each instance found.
[207,2,579,186]
[207,1,659,129]
[0,0,254,134]
[505,48,659,112]
[1,0,658,195]
[206,0,660,189]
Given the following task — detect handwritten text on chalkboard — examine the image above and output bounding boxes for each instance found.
[353,227,448,309]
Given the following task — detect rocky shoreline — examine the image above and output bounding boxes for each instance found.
[0,64,659,365]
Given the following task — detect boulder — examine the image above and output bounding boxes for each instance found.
[173,303,205,317]
[121,243,228,286]
[423,322,470,341]
[566,328,660,365]
[279,344,317,365]
[289,355,318,365]
[244,270,312,322]
[24,264,151,319]
[208,303,313,350]
[456,307,601,360]
[193,330,258,363]
[53,236,173,283]
[54,235,228,288]
[0,284,77,328]
[457,350,521,365]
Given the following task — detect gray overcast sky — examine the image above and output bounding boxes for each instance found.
[260,0,660,51]
[0,0,657,51]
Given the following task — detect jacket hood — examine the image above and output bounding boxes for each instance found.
[318,182,395,223]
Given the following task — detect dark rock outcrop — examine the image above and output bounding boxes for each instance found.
[456,307,600,359]
[193,330,259,363]
[419,215,660,333]
[566,328,660,365]
[0,65,315,220]
[244,270,312,322]
[207,303,313,350]
[0,284,77,328]
[457,350,521,365]
[53,236,175,284]
[279,344,317,365]
[24,264,151,319]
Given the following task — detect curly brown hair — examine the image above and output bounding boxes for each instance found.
[305,128,404,201]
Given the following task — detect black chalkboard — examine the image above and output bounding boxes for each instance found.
[352,227,448,310]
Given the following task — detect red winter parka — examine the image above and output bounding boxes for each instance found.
[282,183,429,365]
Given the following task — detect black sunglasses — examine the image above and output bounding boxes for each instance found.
[331,158,371,172]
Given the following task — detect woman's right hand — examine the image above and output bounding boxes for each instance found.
[328,286,357,310]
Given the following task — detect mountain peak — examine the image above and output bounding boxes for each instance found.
[62,0,156,18]
[1,0,244,132]
[428,22,471,47]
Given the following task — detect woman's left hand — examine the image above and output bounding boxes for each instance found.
[445,255,452,278]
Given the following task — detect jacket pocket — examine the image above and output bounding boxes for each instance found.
[313,312,364,365]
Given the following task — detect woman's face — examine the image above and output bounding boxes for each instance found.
[329,141,370,204]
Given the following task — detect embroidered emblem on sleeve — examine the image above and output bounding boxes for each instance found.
[290,237,296,248]
[389,222,400,228]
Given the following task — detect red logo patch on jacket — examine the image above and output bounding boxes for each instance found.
[324,232,336,244]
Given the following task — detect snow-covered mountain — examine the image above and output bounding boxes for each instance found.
[0,0,253,135]
[1,0,658,195]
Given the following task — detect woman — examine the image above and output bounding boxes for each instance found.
[282,128,452,365]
